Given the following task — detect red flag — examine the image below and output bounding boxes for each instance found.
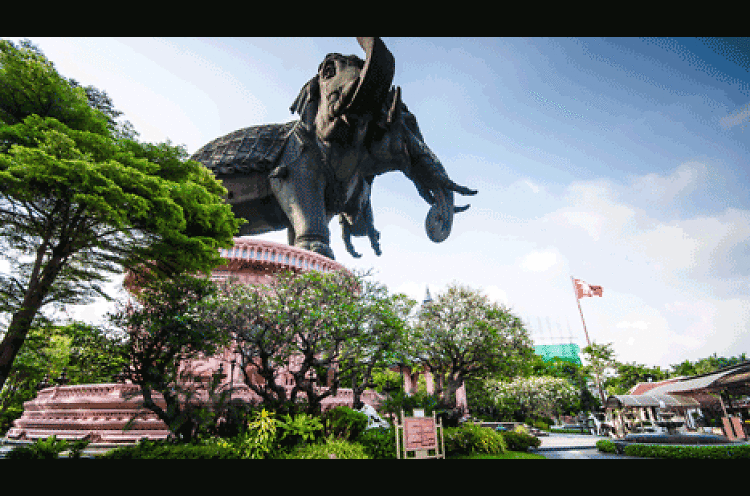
[574,278,603,298]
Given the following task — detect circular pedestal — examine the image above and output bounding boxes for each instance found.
[6,238,381,444]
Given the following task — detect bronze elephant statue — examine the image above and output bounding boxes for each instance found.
[191,37,477,260]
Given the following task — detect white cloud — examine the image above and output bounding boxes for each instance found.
[720,101,750,130]
[520,249,559,272]
[616,320,650,330]
[523,179,540,193]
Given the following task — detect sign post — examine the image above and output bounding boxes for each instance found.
[395,409,444,459]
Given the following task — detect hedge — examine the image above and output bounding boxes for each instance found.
[596,439,750,459]
[622,443,750,459]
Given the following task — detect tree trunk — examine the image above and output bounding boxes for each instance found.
[0,252,66,392]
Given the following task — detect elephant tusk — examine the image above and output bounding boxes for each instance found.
[387,86,402,125]
[444,178,478,196]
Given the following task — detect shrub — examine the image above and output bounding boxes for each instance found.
[596,439,617,454]
[444,423,506,456]
[623,443,750,459]
[356,426,397,459]
[99,439,240,459]
[277,411,324,450]
[6,436,90,459]
[501,430,541,451]
[321,406,369,441]
[281,436,370,459]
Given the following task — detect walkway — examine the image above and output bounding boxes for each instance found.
[533,433,643,459]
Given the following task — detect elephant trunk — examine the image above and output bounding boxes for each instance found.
[402,125,477,243]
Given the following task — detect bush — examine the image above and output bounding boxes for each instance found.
[444,423,506,456]
[99,439,241,459]
[321,406,369,441]
[6,436,90,459]
[501,430,541,451]
[281,436,370,459]
[623,443,750,459]
[356,426,397,459]
[596,439,617,454]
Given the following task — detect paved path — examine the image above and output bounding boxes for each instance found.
[533,433,643,459]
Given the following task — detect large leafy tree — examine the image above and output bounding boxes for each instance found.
[336,278,414,410]
[109,273,229,442]
[0,39,242,392]
[196,270,412,415]
[407,283,535,411]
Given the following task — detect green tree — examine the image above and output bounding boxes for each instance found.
[196,270,411,415]
[671,353,749,377]
[337,281,414,410]
[0,321,127,434]
[609,361,670,395]
[407,283,534,412]
[0,39,241,392]
[110,273,230,442]
[581,341,617,406]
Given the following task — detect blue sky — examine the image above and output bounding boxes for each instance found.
[8,37,750,369]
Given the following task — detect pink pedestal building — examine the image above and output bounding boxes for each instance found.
[5,238,383,443]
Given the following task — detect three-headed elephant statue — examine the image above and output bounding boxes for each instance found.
[190,37,477,260]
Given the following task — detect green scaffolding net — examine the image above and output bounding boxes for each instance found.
[534,343,582,366]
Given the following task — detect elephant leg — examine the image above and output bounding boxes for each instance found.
[269,154,335,260]
[287,226,296,246]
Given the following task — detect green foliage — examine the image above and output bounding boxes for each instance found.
[280,436,370,459]
[371,368,405,395]
[622,443,750,459]
[226,408,281,459]
[197,271,410,414]
[355,426,397,459]
[596,439,617,453]
[380,390,442,421]
[443,423,506,456]
[500,430,541,451]
[99,438,240,459]
[405,284,534,410]
[321,406,369,441]
[278,411,324,449]
[0,322,127,435]
[6,436,89,459]
[111,274,232,443]
[485,375,579,422]
[0,38,241,393]
[0,39,109,135]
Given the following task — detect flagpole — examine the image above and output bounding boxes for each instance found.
[571,276,593,348]
[571,275,606,406]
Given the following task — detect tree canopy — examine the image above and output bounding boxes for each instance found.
[406,283,534,410]
[0,39,242,392]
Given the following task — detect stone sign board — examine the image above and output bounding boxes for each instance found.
[395,410,444,459]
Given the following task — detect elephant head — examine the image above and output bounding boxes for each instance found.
[290,38,477,255]
[290,37,395,144]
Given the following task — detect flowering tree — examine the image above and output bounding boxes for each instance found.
[407,284,534,412]
[196,270,410,414]
[485,376,579,421]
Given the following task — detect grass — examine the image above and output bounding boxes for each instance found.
[448,451,547,459]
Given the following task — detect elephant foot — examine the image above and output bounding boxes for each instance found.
[296,237,336,260]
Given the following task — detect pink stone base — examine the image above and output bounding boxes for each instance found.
[6,382,384,444]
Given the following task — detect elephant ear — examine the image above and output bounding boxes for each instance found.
[290,75,320,127]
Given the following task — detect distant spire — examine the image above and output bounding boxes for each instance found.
[422,286,433,306]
